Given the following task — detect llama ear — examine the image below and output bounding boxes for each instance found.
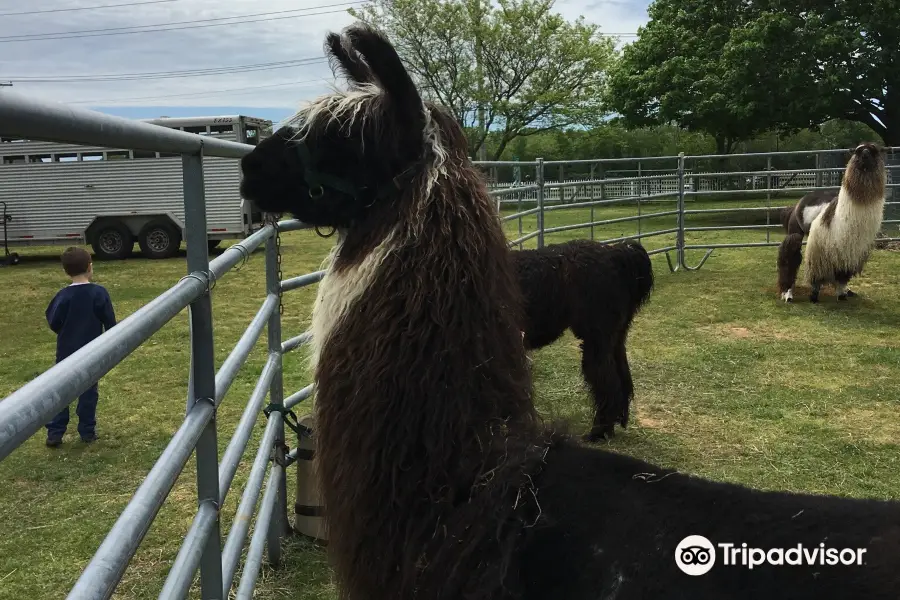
[342,24,424,124]
[324,32,373,85]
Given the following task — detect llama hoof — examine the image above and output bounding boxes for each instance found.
[809,295,819,304]
[838,294,848,301]
[780,290,794,303]
[583,427,614,443]
[845,289,857,298]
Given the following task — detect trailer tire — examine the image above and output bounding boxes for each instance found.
[138,219,182,259]
[90,220,133,261]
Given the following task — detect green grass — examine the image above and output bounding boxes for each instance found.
[1,196,899,599]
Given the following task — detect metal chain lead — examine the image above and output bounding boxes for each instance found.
[264,214,285,315]
[275,217,284,315]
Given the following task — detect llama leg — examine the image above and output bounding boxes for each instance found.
[809,281,822,303]
[777,233,804,302]
[835,271,856,300]
[579,338,623,442]
[613,336,634,430]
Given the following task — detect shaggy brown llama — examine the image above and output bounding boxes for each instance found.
[239,23,900,600]
[776,144,886,302]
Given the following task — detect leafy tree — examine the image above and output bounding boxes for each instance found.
[604,0,768,155]
[608,0,900,148]
[350,0,616,160]
[721,0,900,145]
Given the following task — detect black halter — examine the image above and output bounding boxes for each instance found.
[293,138,396,205]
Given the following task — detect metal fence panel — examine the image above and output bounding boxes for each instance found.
[0,93,325,599]
[478,146,900,271]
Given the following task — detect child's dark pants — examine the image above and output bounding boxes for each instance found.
[46,384,98,440]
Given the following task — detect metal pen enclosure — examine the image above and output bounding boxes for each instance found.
[480,147,900,273]
[0,89,323,600]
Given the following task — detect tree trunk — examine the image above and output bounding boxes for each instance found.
[881,92,900,146]
[714,135,727,155]
[490,134,515,162]
[881,94,900,228]
[713,135,732,186]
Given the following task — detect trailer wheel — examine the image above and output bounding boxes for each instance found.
[91,220,133,260]
[138,219,182,259]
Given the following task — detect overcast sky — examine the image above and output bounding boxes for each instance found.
[0,0,650,124]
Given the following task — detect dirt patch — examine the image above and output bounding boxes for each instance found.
[699,322,798,342]
[825,405,900,446]
[636,415,667,429]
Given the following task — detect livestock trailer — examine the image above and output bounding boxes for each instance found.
[0,114,269,262]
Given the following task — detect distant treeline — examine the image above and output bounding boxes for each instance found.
[476,119,878,182]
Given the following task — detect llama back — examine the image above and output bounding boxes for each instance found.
[614,239,654,310]
[779,206,793,232]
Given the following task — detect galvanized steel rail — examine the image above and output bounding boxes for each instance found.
[0,91,324,599]
[479,147,900,273]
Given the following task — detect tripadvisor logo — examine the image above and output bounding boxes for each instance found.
[675,535,868,575]
[675,535,716,576]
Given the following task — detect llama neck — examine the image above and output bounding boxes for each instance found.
[309,172,540,598]
[834,186,885,237]
[308,229,397,373]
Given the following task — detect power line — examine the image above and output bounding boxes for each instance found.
[3,58,327,82]
[0,2,361,40]
[0,2,367,43]
[0,0,178,17]
[69,78,334,104]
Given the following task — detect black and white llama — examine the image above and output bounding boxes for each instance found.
[777,143,886,302]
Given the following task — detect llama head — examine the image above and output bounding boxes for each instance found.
[842,142,887,204]
[240,23,448,230]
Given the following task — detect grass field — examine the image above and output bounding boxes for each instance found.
[1,196,899,599]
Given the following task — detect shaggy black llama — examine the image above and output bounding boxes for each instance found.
[513,239,653,441]
[777,144,886,302]
[240,24,900,600]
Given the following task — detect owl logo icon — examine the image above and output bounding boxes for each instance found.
[675,535,716,575]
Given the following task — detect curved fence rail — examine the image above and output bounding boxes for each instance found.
[0,90,322,599]
[479,147,900,272]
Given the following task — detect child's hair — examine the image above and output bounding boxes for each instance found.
[61,247,92,277]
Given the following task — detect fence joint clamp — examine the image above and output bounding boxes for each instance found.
[180,269,217,295]
[263,403,312,438]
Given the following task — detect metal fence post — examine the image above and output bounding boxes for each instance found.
[515,162,524,248]
[182,150,224,599]
[589,162,596,240]
[637,159,643,197]
[766,156,772,244]
[536,157,545,248]
[265,222,287,567]
[676,152,686,269]
[815,151,823,188]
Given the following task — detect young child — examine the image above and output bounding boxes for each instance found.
[45,247,117,447]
